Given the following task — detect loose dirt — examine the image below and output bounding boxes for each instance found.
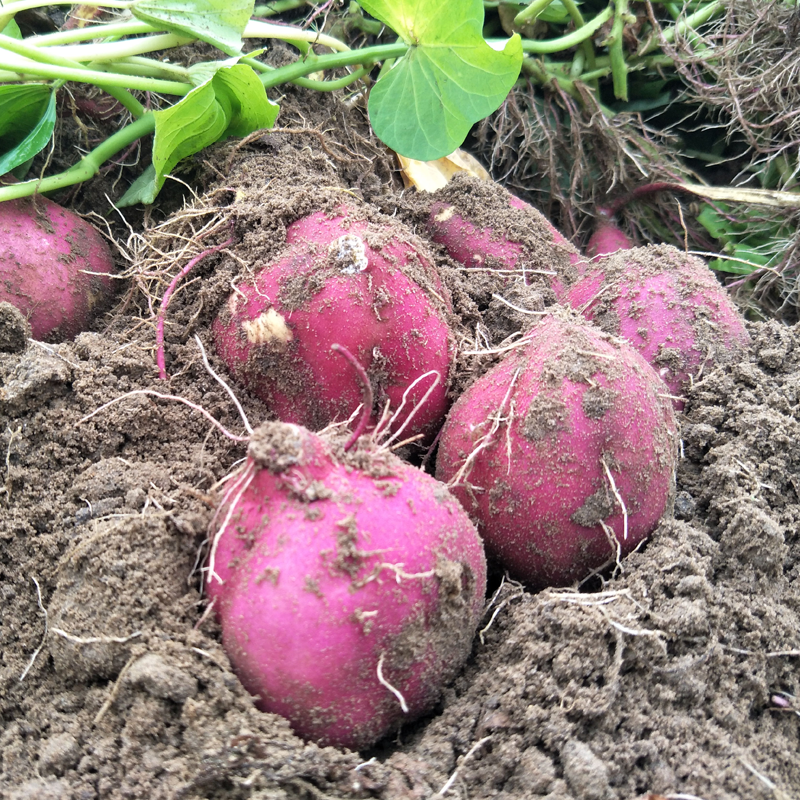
[0,86,798,800]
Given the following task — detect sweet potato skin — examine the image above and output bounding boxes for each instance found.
[435,313,678,589]
[567,244,751,408]
[586,220,632,261]
[206,423,487,750]
[0,195,114,341]
[423,180,583,301]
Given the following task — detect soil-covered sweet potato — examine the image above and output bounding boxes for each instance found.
[205,422,487,750]
[567,244,751,408]
[423,176,583,300]
[213,210,454,439]
[0,194,115,341]
[436,312,678,589]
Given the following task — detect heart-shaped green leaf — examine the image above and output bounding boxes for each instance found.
[359,0,522,160]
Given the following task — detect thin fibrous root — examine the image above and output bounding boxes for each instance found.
[19,577,47,682]
[376,652,408,713]
[601,457,629,540]
[156,225,235,380]
[432,736,493,798]
[331,343,373,452]
[194,334,253,435]
[204,461,256,587]
[78,389,249,443]
[377,370,442,450]
[448,367,521,489]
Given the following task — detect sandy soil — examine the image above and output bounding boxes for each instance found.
[1,87,798,800]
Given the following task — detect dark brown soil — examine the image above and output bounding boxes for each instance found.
[1,87,799,800]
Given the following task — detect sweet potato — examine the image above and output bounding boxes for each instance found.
[206,422,487,750]
[213,210,453,440]
[567,244,751,408]
[0,194,115,341]
[585,219,632,261]
[435,312,678,589]
[423,178,583,300]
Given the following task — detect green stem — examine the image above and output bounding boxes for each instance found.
[111,55,191,81]
[0,53,192,94]
[0,32,146,115]
[607,0,629,100]
[258,42,407,89]
[253,0,308,16]
[50,32,194,62]
[561,0,586,27]
[515,7,614,54]
[244,19,350,52]
[521,57,582,101]
[569,48,585,78]
[0,112,155,201]
[26,20,159,48]
[26,19,347,63]
[291,65,370,91]
[560,0,597,88]
[0,0,131,31]
[575,65,612,82]
[514,0,555,26]
[641,0,724,54]
[346,2,384,36]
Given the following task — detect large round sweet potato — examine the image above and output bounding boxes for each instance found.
[436,313,678,589]
[206,423,487,750]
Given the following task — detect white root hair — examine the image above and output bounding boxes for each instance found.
[448,367,522,489]
[601,457,628,540]
[376,652,408,713]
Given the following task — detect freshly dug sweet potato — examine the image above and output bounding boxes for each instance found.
[435,313,678,590]
[213,210,453,440]
[0,194,115,341]
[567,244,751,408]
[423,177,583,300]
[586,219,632,261]
[206,422,487,750]
[286,205,451,309]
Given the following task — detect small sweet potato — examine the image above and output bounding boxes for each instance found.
[0,195,114,341]
[423,178,583,301]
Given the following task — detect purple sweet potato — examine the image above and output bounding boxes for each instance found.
[423,178,583,301]
[213,210,454,440]
[205,422,487,750]
[435,312,678,590]
[0,194,114,341]
[567,244,751,408]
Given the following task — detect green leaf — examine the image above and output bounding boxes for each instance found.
[131,0,255,55]
[1,19,22,38]
[212,62,278,137]
[118,163,159,206]
[188,50,265,87]
[119,64,278,205]
[0,85,56,176]
[359,0,522,160]
[696,204,729,241]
